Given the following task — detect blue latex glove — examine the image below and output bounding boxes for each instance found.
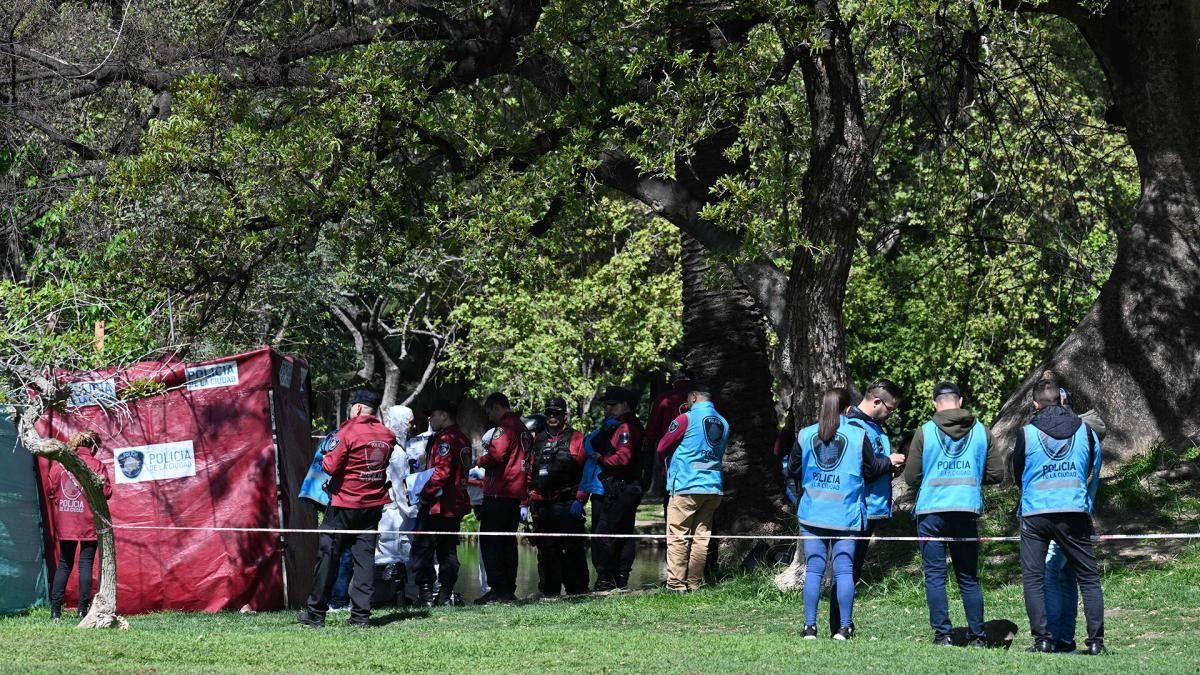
[569,499,585,518]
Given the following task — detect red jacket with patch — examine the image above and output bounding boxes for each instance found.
[597,411,644,481]
[47,449,112,541]
[478,411,531,500]
[645,380,689,452]
[420,424,472,519]
[322,414,396,509]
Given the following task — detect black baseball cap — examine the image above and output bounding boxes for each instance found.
[544,397,569,414]
[425,399,457,416]
[598,386,635,405]
[349,388,383,408]
[932,382,962,399]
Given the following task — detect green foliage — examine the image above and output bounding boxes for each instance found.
[442,199,681,412]
[844,11,1135,423]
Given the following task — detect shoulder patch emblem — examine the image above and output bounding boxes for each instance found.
[667,420,678,433]
[618,431,630,445]
[438,442,450,457]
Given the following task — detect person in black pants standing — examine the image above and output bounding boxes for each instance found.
[297,389,396,628]
[528,397,589,596]
[46,431,112,621]
[1012,378,1106,655]
[412,400,472,606]
[473,392,532,604]
[585,386,645,591]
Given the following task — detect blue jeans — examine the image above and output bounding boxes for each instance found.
[917,512,984,639]
[1044,541,1078,646]
[802,526,856,628]
[330,547,354,607]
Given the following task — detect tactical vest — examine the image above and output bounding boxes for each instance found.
[797,417,867,532]
[1020,423,1097,516]
[848,416,893,519]
[530,430,582,498]
[915,420,988,515]
[666,400,729,495]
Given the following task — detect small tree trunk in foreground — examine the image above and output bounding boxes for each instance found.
[18,409,128,629]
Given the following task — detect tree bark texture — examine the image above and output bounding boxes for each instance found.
[17,411,128,629]
[782,0,871,422]
[680,236,790,570]
[993,2,1200,461]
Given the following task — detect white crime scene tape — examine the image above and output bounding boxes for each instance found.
[103,522,1200,543]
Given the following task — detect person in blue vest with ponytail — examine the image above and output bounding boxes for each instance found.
[789,387,906,639]
[1012,378,1106,655]
[828,379,904,635]
[904,382,1006,646]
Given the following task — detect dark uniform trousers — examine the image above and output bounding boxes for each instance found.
[306,505,383,623]
[478,496,521,597]
[1020,513,1105,646]
[591,478,643,589]
[411,509,462,593]
[532,500,589,596]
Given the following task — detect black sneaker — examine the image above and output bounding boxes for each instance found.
[1053,640,1078,653]
[347,618,369,628]
[1026,638,1053,653]
[932,634,953,647]
[833,626,852,641]
[472,592,495,606]
[296,609,325,628]
[802,625,818,640]
[967,637,987,648]
[1085,640,1106,656]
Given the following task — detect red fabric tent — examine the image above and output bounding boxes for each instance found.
[35,346,318,614]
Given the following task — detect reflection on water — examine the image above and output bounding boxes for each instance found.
[451,539,666,602]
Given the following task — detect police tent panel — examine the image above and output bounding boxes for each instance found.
[34,346,318,614]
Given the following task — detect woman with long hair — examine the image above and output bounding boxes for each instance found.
[46,431,113,621]
[788,388,904,639]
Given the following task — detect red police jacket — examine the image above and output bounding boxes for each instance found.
[420,424,472,519]
[322,414,396,509]
[47,449,112,541]
[478,411,532,500]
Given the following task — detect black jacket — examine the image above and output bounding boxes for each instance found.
[1010,405,1099,482]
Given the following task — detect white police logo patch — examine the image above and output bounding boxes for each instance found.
[618,432,630,445]
[438,442,450,457]
[667,421,678,433]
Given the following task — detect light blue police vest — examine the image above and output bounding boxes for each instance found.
[915,420,988,515]
[666,401,729,495]
[797,418,867,532]
[848,416,892,519]
[1020,423,1098,516]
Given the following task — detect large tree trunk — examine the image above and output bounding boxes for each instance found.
[680,236,790,570]
[993,2,1200,460]
[774,0,873,590]
[17,409,128,629]
[783,0,870,420]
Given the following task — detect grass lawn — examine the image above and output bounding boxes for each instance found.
[4,543,1199,673]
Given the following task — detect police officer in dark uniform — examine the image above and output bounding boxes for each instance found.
[904,382,1005,646]
[413,400,471,607]
[583,386,645,591]
[297,388,395,628]
[527,396,589,596]
[1013,378,1106,655]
